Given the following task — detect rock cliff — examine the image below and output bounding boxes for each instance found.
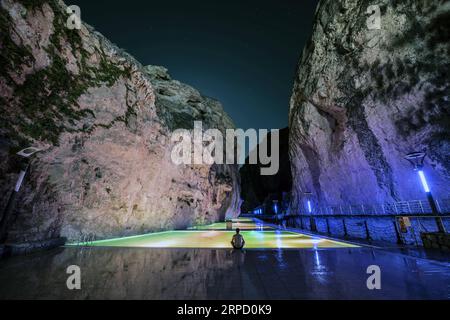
[0,0,240,242]
[289,0,450,211]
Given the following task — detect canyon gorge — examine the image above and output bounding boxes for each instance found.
[0,0,449,247]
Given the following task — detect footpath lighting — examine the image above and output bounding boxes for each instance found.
[0,147,43,242]
[303,191,317,232]
[304,191,313,214]
[253,208,263,215]
[405,152,446,233]
[273,201,279,215]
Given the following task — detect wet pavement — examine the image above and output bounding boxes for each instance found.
[0,218,448,300]
[0,246,448,300]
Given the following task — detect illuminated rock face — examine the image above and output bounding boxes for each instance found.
[289,0,450,210]
[0,0,239,242]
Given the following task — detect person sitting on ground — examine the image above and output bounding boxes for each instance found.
[231,228,245,249]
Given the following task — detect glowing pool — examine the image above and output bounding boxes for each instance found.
[69,219,357,249]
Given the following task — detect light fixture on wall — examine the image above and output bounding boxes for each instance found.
[0,147,44,242]
[405,152,446,233]
[304,191,313,214]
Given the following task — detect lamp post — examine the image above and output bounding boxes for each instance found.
[0,147,43,243]
[405,152,446,233]
[304,191,317,232]
[304,191,313,214]
[273,200,279,215]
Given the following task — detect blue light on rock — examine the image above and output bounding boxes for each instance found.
[254,208,263,215]
[307,200,312,213]
[418,170,430,193]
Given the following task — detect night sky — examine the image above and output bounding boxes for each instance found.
[71,0,319,130]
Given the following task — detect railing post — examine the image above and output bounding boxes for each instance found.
[424,193,446,233]
[343,219,348,238]
[364,221,371,241]
[393,219,403,245]
[436,199,442,213]
[310,216,317,232]
[419,200,424,214]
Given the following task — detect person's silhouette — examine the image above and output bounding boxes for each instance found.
[231,228,245,249]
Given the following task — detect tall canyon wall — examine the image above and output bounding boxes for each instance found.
[289,0,449,212]
[0,0,240,242]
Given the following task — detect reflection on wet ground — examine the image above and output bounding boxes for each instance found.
[0,246,448,299]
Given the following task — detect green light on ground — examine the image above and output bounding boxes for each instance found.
[67,218,357,249]
[68,230,357,249]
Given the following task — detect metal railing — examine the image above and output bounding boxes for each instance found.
[247,199,450,247]
[299,198,450,216]
[274,214,449,246]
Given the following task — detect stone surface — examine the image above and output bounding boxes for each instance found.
[0,0,239,243]
[289,0,450,211]
[0,246,449,299]
[4,237,67,256]
[239,127,292,213]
